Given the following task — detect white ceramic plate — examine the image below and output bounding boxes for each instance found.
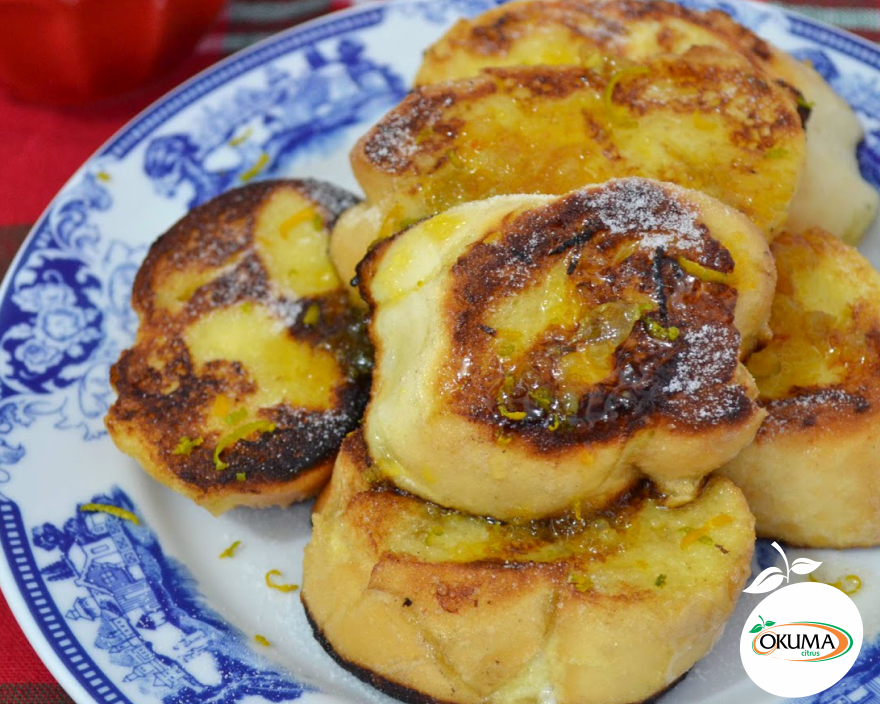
[2,1,880,703]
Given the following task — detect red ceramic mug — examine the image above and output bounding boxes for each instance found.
[0,0,226,105]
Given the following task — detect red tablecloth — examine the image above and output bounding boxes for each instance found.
[0,0,878,701]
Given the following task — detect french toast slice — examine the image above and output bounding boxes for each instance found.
[415,0,878,243]
[332,47,804,287]
[719,228,880,547]
[358,179,774,519]
[302,430,755,704]
[106,180,371,515]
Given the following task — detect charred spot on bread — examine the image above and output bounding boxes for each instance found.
[443,181,751,449]
[362,88,491,175]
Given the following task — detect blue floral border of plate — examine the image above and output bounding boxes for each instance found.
[1,1,880,703]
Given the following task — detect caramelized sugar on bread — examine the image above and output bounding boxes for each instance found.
[417,0,794,85]
[106,180,371,515]
[358,179,774,519]
[720,229,880,547]
[415,0,877,243]
[302,431,755,704]
[335,48,803,287]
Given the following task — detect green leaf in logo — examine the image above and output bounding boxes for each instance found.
[749,624,763,633]
[764,621,776,627]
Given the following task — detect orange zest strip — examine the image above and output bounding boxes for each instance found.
[219,541,241,559]
[280,207,320,238]
[79,504,140,525]
[681,514,733,549]
[265,569,299,593]
[213,420,277,471]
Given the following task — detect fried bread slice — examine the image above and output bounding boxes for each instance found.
[719,228,880,547]
[302,430,755,704]
[358,179,774,519]
[415,0,878,243]
[106,180,371,514]
[332,47,803,288]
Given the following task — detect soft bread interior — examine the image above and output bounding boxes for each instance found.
[302,431,755,704]
[720,229,880,547]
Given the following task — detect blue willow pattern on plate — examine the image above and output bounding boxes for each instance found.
[27,490,306,704]
[0,1,878,703]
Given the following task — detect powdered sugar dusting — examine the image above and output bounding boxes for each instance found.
[771,388,862,410]
[664,324,731,394]
[363,93,455,174]
[363,110,420,173]
[661,323,749,423]
[289,407,352,445]
[268,297,306,329]
[300,178,360,223]
[201,254,268,309]
[761,387,872,435]
[584,179,707,253]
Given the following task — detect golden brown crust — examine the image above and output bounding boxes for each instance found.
[749,231,880,435]
[302,602,690,704]
[365,55,801,185]
[719,229,880,547]
[301,431,755,704]
[106,179,371,514]
[440,181,748,445]
[413,0,877,243]
[415,0,785,85]
[132,178,358,319]
[343,48,805,283]
[358,181,774,518]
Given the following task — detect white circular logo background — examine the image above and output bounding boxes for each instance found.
[740,582,863,698]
